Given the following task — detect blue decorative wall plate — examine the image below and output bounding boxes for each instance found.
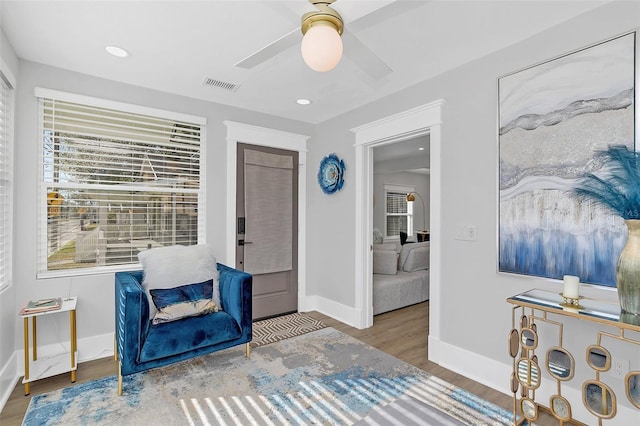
[317,153,345,194]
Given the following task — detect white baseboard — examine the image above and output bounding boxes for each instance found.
[0,351,18,414]
[303,295,361,328]
[0,332,114,413]
[430,335,512,396]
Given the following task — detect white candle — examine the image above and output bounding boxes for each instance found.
[563,275,580,298]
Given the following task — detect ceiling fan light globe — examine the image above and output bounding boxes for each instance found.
[301,24,343,72]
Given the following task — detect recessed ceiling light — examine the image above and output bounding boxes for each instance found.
[418,147,425,151]
[105,45,129,58]
[296,99,312,105]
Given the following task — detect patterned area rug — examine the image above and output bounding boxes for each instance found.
[251,312,326,348]
[23,328,513,425]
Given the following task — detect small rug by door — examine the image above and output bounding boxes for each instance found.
[251,312,326,348]
[23,328,513,425]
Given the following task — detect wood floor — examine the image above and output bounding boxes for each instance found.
[1,302,521,425]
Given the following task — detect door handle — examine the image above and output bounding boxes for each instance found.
[238,240,253,246]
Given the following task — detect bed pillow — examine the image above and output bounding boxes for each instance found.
[398,241,430,271]
[373,249,398,275]
[138,244,220,318]
[402,245,430,272]
[150,279,218,324]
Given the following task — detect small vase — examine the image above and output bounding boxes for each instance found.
[616,219,640,316]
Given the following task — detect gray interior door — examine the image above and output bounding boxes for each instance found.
[236,144,298,319]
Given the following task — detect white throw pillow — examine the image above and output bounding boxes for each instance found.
[138,244,220,318]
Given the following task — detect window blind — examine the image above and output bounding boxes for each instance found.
[37,93,206,277]
[0,74,14,292]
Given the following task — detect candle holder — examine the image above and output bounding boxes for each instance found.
[559,293,584,309]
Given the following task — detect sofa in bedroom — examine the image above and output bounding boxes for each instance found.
[372,241,430,315]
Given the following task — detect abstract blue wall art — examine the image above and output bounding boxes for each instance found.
[318,153,345,195]
[498,32,636,286]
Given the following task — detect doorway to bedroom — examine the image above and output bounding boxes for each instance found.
[371,136,430,317]
[352,100,443,344]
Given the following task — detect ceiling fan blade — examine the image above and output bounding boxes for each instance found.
[342,30,392,80]
[235,28,300,69]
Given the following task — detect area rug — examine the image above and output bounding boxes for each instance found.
[23,328,513,425]
[251,312,326,348]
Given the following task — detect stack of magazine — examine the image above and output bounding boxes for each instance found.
[20,297,63,315]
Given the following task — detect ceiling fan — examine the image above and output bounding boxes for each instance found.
[235,0,420,79]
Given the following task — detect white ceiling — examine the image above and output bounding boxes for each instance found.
[374,134,428,162]
[374,134,430,174]
[1,0,609,124]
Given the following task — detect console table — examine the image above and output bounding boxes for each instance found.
[507,289,639,425]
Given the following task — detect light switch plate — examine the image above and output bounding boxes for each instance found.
[455,224,477,241]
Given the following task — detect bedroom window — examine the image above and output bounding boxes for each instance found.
[36,89,206,277]
[0,70,15,293]
[384,184,414,238]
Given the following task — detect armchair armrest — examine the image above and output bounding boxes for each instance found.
[217,263,252,339]
[115,271,149,375]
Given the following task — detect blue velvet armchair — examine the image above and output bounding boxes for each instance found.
[114,263,252,395]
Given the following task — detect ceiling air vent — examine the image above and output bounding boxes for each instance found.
[203,77,239,92]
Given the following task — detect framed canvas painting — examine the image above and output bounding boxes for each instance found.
[498,32,636,286]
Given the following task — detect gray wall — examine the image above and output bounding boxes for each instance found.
[0,26,18,75]
[0,24,19,404]
[306,2,640,421]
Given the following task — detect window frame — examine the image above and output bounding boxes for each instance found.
[35,88,207,278]
[384,184,414,239]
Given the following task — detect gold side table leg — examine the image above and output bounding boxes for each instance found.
[70,309,76,383]
[32,317,37,360]
[23,317,29,395]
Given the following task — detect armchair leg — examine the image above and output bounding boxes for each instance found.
[117,362,123,396]
[245,343,250,358]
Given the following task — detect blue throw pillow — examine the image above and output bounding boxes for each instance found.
[150,279,218,324]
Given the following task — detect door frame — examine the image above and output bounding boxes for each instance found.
[351,100,444,361]
[224,121,310,311]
